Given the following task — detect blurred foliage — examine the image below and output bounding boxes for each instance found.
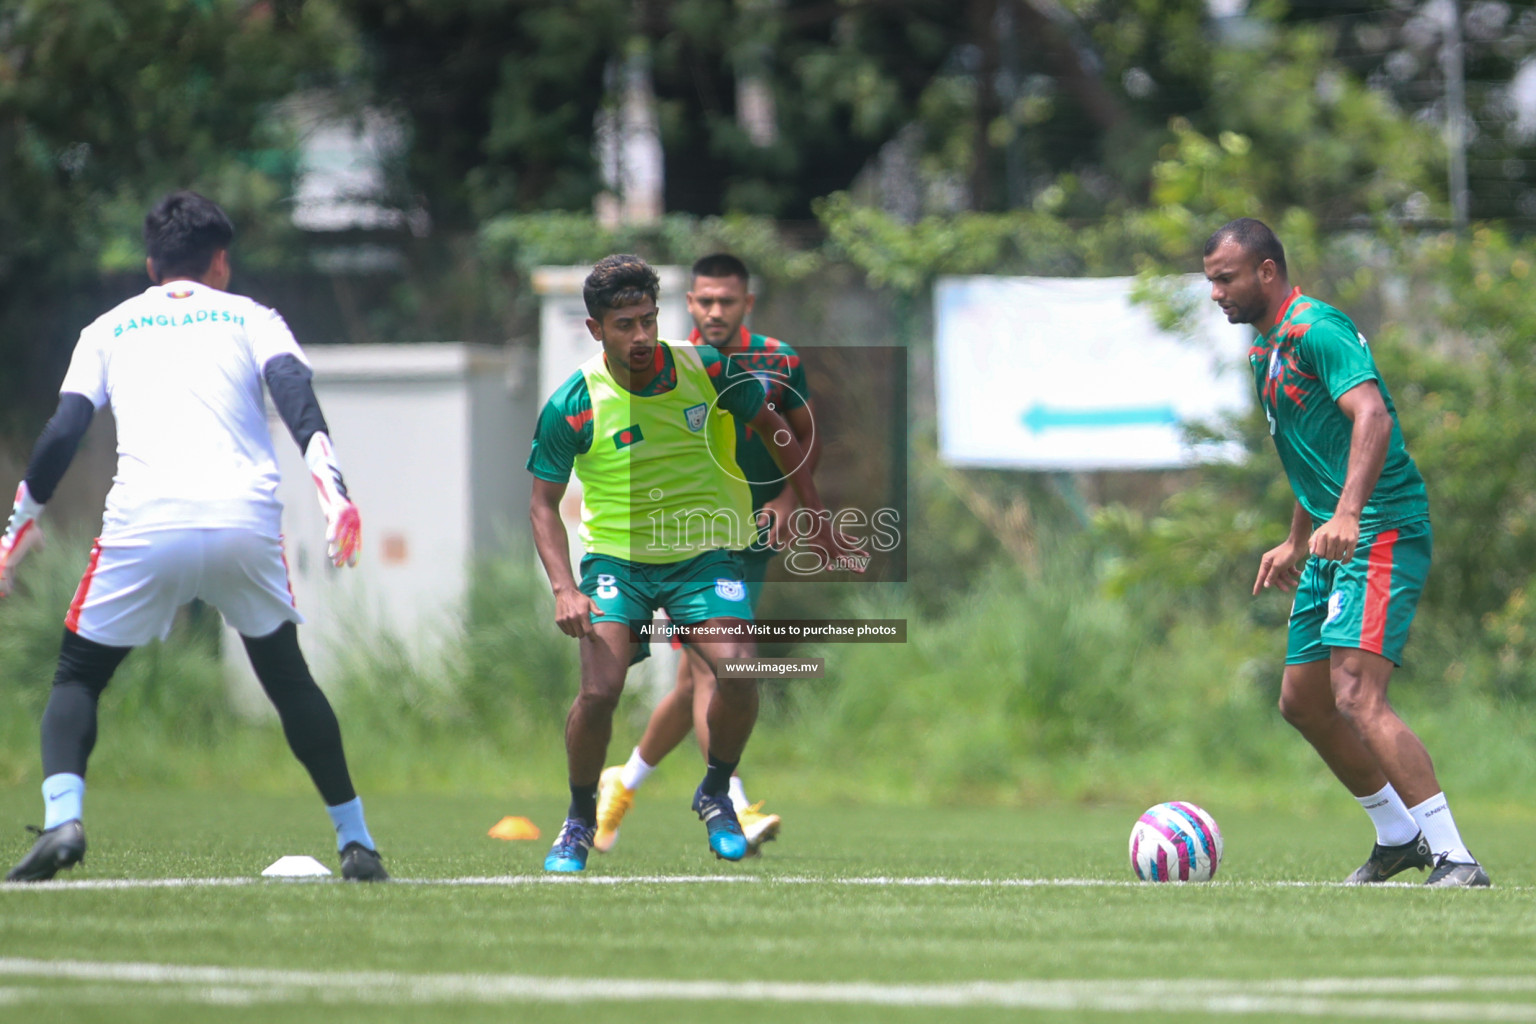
[13,0,1536,772]
[339,0,971,223]
[0,0,358,423]
[8,536,1536,808]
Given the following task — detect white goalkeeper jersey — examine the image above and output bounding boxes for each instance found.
[59,279,309,538]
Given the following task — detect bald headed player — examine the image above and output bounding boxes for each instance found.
[1204,217,1486,887]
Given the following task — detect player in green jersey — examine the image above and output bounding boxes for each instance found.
[527,254,862,872]
[1204,218,1488,887]
[592,253,819,856]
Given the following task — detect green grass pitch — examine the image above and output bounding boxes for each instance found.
[0,787,1532,1023]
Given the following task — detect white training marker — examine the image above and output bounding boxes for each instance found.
[260,856,332,879]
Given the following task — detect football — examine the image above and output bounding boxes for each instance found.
[1129,802,1223,882]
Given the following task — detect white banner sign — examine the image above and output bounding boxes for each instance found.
[935,275,1251,470]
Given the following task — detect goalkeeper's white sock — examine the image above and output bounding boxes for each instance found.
[1409,792,1473,863]
[42,773,84,830]
[620,748,655,791]
[728,774,750,813]
[1355,782,1419,846]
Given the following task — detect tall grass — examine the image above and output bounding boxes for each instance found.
[0,533,246,789]
[3,534,1531,812]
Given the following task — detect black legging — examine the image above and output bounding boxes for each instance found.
[39,623,357,807]
[241,622,357,807]
[40,630,129,778]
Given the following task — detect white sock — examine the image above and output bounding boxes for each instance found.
[1408,792,1473,863]
[620,748,655,791]
[728,774,749,813]
[1355,782,1420,846]
[42,773,85,830]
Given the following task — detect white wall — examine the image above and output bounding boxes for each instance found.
[224,344,526,711]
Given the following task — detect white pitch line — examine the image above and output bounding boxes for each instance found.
[0,873,1495,892]
[1,960,1535,1019]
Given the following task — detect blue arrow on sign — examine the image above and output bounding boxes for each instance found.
[1021,402,1179,434]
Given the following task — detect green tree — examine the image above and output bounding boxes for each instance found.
[0,0,358,422]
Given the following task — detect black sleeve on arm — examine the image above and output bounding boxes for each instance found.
[24,393,95,504]
[262,354,330,453]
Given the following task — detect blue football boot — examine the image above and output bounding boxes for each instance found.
[543,818,595,873]
[692,787,748,861]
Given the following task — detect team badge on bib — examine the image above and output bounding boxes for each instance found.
[1325,590,1345,625]
[714,578,747,601]
[684,403,709,432]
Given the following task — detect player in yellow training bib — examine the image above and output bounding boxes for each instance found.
[527,254,864,872]
[593,253,819,858]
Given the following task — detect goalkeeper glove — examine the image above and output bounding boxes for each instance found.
[304,432,361,568]
[0,482,44,598]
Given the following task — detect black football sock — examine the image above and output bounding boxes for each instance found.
[569,784,598,825]
[40,631,131,778]
[242,622,357,807]
[701,754,739,798]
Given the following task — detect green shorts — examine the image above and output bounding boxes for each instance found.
[739,546,773,611]
[1287,518,1431,667]
[580,549,753,662]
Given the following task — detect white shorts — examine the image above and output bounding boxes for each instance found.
[66,529,303,648]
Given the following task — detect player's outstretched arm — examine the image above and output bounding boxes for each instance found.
[757,401,819,551]
[1,483,44,598]
[529,478,595,638]
[1,393,95,597]
[261,354,360,569]
[304,433,362,569]
[746,405,868,573]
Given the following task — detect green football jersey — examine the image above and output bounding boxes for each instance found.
[527,342,764,485]
[688,327,809,509]
[526,341,765,563]
[1250,289,1429,533]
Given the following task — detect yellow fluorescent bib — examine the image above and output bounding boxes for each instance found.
[575,340,753,563]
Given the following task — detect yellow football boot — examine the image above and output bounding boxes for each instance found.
[593,765,636,853]
[737,801,781,856]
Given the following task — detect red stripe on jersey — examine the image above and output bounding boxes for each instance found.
[1361,528,1400,653]
[564,408,594,431]
[65,539,103,633]
[279,535,298,608]
[1273,287,1302,324]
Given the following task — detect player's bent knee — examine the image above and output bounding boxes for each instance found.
[1330,671,1387,723]
[575,681,624,716]
[713,675,757,704]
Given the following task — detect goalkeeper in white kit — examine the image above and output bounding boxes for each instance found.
[0,191,386,882]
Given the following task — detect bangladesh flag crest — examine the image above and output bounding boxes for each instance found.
[684,403,709,432]
[613,424,644,449]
